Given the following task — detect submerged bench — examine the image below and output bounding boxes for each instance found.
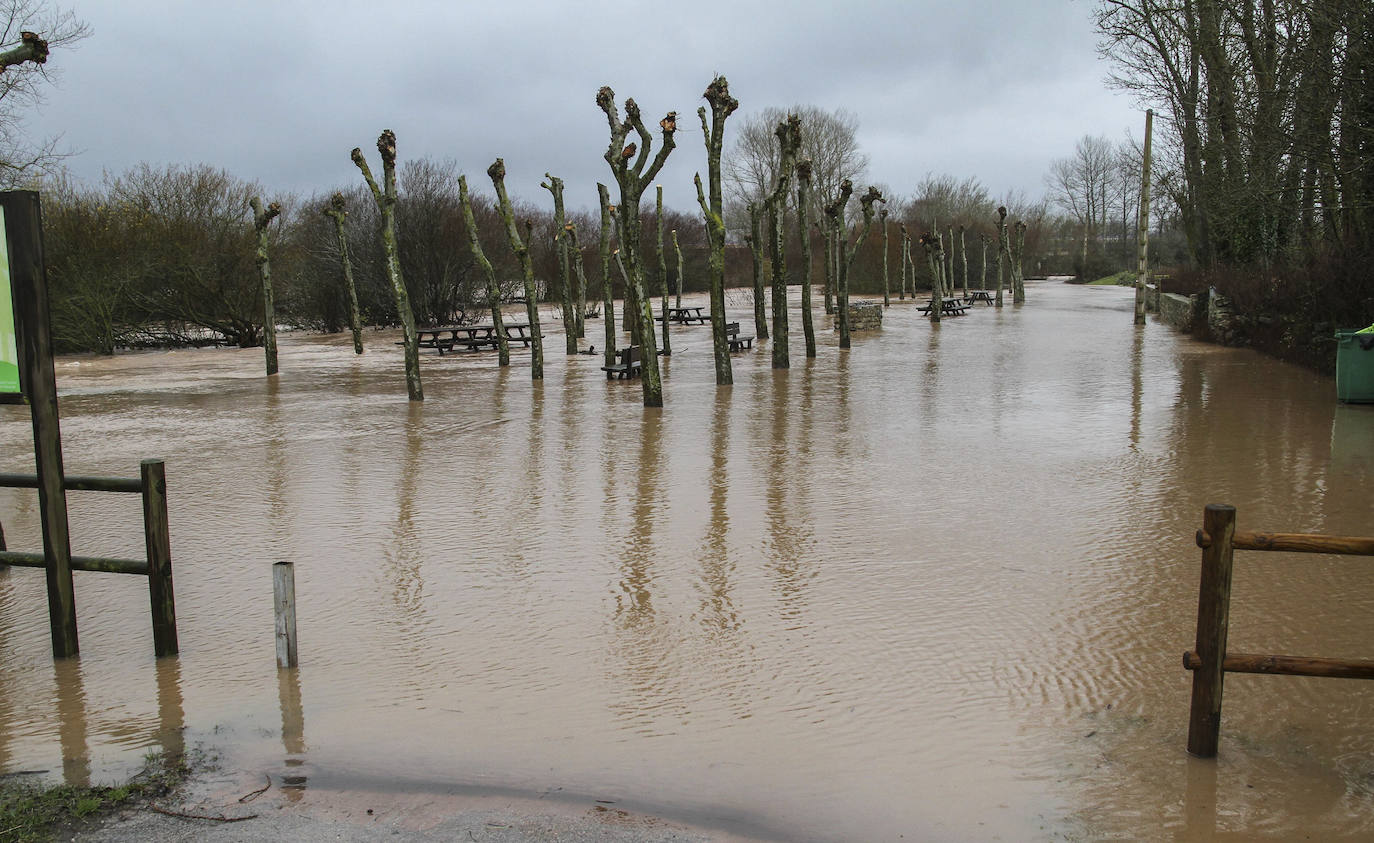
[601,345,643,380]
[726,321,753,351]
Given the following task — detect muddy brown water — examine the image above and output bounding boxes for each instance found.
[1,281,1371,840]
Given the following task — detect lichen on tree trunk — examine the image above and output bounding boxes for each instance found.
[566,223,590,346]
[672,229,684,309]
[488,158,544,380]
[880,210,890,307]
[598,183,616,370]
[596,85,676,407]
[541,173,577,354]
[694,75,738,387]
[765,114,800,370]
[959,225,968,300]
[1012,220,1027,304]
[796,160,817,358]
[458,175,509,367]
[322,193,364,355]
[900,225,910,301]
[656,185,671,356]
[250,196,281,376]
[1134,108,1154,325]
[746,202,767,340]
[979,233,988,293]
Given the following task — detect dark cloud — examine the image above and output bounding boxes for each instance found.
[30,0,1141,214]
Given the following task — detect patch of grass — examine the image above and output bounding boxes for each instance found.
[0,751,188,842]
[1088,270,1138,286]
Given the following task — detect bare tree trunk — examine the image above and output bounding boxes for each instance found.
[567,223,589,346]
[322,194,364,355]
[656,185,670,356]
[695,76,738,387]
[900,225,910,300]
[488,158,544,380]
[881,210,890,307]
[827,182,882,349]
[921,233,943,323]
[250,197,281,376]
[596,86,676,407]
[598,183,616,370]
[1012,220,1027,304]
[746,201,768,340]
[946,226,955,296]
[766,115,800,370]
[458,175,509,367]
[352,131,422,401]
[979,233,988,292]
[959,224,968,300]
[821,225,835,316]
[1134,108,1154,325]
[672,229,684,309]
[995,206,1009,309]
[541,174,577,354]
[797,160,817,358]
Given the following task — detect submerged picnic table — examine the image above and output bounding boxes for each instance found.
[657,306,708,325]
[964,290,995,305]
[410,323,535,355]
[917,299,970,317]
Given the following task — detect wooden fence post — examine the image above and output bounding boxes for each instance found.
[274,561,298,668]
[140,459,178,656]
[1187,503,1236,757]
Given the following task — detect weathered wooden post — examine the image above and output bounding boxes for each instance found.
[321,194,364,355]
[656,185,671,356]
[273,561,299,669]
[250,197,282,376]
[5,190,78,657]
[1134,108,1154,325]
[796,159,817,359]
[1187,504,1236,758]
[489,159,544,380]
[140,459,177,657]
[598,184,617,370]
[541,173,578,355]
[694,75,737,386]
[766,115,800,369]
[352,131,422,401]
[457,175,510,367]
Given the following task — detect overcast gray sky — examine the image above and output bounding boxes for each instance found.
[29,0,1142,215]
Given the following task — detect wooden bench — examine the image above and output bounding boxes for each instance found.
[601,345,643,380]
[726,321,753,351]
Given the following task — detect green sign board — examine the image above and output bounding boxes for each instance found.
[0,205,18,395]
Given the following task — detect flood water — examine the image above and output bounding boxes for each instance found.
[2,280,1372,840]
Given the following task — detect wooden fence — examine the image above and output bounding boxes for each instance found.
[1184,503,1374,757]
[0,459,178,656]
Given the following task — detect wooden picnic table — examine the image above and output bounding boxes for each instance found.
[964,290,994,305]
[658,306,708,325]
[410,323,536,355]
[917,299,970,317]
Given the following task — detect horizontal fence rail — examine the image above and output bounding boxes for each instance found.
[0,473,143,494]
[1184,504,1374,757]
[1,459,177,656]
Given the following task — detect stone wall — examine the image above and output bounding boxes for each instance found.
[1158,293,1195,332]
[834,300,883,331]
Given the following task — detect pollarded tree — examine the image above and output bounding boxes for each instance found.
[824,181,882,349]
[765,114,801,369]
[694,75,739,386]
[541,173,577,354]
[0,10,90,185]
[596,85,677,407]
[457,175,509,367]
[352,130,422,401]
[746,201,767,340]
[656,185,671,356]
[796,158,817,358]
[920,232,944,323]
[488,158,544,379]
[321,193,364,355]
[249,196,282,376]
[598,183,616,369]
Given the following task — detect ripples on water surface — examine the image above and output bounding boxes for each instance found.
[2,281,1371,840]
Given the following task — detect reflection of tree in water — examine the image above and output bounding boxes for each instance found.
[389,403,427,615]
[761,372,818,621]
[607,410,689,734]
[698,392,738,636]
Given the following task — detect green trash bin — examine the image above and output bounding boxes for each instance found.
[1335,328,1374,403]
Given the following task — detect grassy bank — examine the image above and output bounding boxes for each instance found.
[0,753,188,842]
